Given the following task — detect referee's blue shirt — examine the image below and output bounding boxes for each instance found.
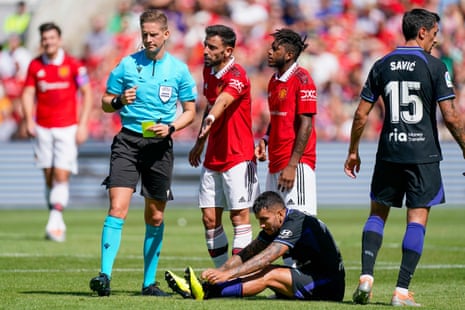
[106,50,197,133]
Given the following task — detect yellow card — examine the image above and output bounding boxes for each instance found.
[142,121,156,138]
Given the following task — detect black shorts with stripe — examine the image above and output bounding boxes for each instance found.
[286,265,345,301]
[102,127,174,201]
[370,160,444,208]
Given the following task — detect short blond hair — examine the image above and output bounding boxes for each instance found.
[139,9,168,30]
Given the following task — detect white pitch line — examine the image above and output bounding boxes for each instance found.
[1,265,465,274]
[343,264,465,270]
[0,267,204,273]
[0,253,210,261]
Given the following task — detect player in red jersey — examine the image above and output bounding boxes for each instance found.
[22,22,92,242]
[189,24,259,268]
[255,28,317,219]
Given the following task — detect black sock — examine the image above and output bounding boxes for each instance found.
[396,249,421,288]
[361,230,383,275]
[396,223,425,289]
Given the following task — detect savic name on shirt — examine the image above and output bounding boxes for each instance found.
[361,47,455,164]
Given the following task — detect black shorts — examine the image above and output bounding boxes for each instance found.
[102,128,174,201]
[286,266,345,301]
[371,160,444,208]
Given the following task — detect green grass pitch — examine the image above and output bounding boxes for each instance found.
[1,205,464,309]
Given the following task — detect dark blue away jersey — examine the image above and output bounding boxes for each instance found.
[361,46,455,163]
[258,209,344,275]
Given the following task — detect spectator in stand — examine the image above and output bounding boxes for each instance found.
[0,84,17,141]
[107,0,139,34]
[76,0,465,144]
[83,14,113,70]
[5,32,31,139]
[21,22,93,242]
[3,1,31,44]
[113,15,139,58]
[6,33,31,80]
[0,41,17,93]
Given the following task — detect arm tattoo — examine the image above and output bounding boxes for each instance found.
[238,238,268,262]
[231,242,288,279]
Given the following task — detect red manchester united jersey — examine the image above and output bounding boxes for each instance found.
[267,64,317,173]
[24,49,89,128]
[203,59,255,172]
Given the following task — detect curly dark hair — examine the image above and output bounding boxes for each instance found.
[271,28,308,60]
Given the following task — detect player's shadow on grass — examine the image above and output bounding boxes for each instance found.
[20,291,392,305]
[340,300,392,307]
[21,290,151,297]
[21,290,91,297]
[248,297,391,307]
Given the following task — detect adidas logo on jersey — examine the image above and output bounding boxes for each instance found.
[287,199,296,206]
[238,196,246,203]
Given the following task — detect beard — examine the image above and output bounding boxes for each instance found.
[204,56,222,68]
[268,57,286,68]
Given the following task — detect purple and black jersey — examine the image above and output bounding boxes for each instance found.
[258,209,343,275]
[361,46,455,164]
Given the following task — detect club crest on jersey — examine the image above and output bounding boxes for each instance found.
[216,83,224,95]
[58,66,70,78]
[159,85,172,103]
[278,88,287,100]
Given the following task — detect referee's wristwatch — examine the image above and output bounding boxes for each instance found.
[168,124,175,136]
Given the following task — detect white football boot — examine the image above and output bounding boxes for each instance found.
[45,209,66,242]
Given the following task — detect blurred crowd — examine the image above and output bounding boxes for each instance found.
[1,0,465,143]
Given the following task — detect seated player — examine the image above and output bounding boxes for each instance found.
[165,191,345,301]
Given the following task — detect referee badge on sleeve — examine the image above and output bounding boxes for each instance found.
[159,86,172,103]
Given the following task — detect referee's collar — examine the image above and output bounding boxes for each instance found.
[275,62,298,82]
[212,56,235,79]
